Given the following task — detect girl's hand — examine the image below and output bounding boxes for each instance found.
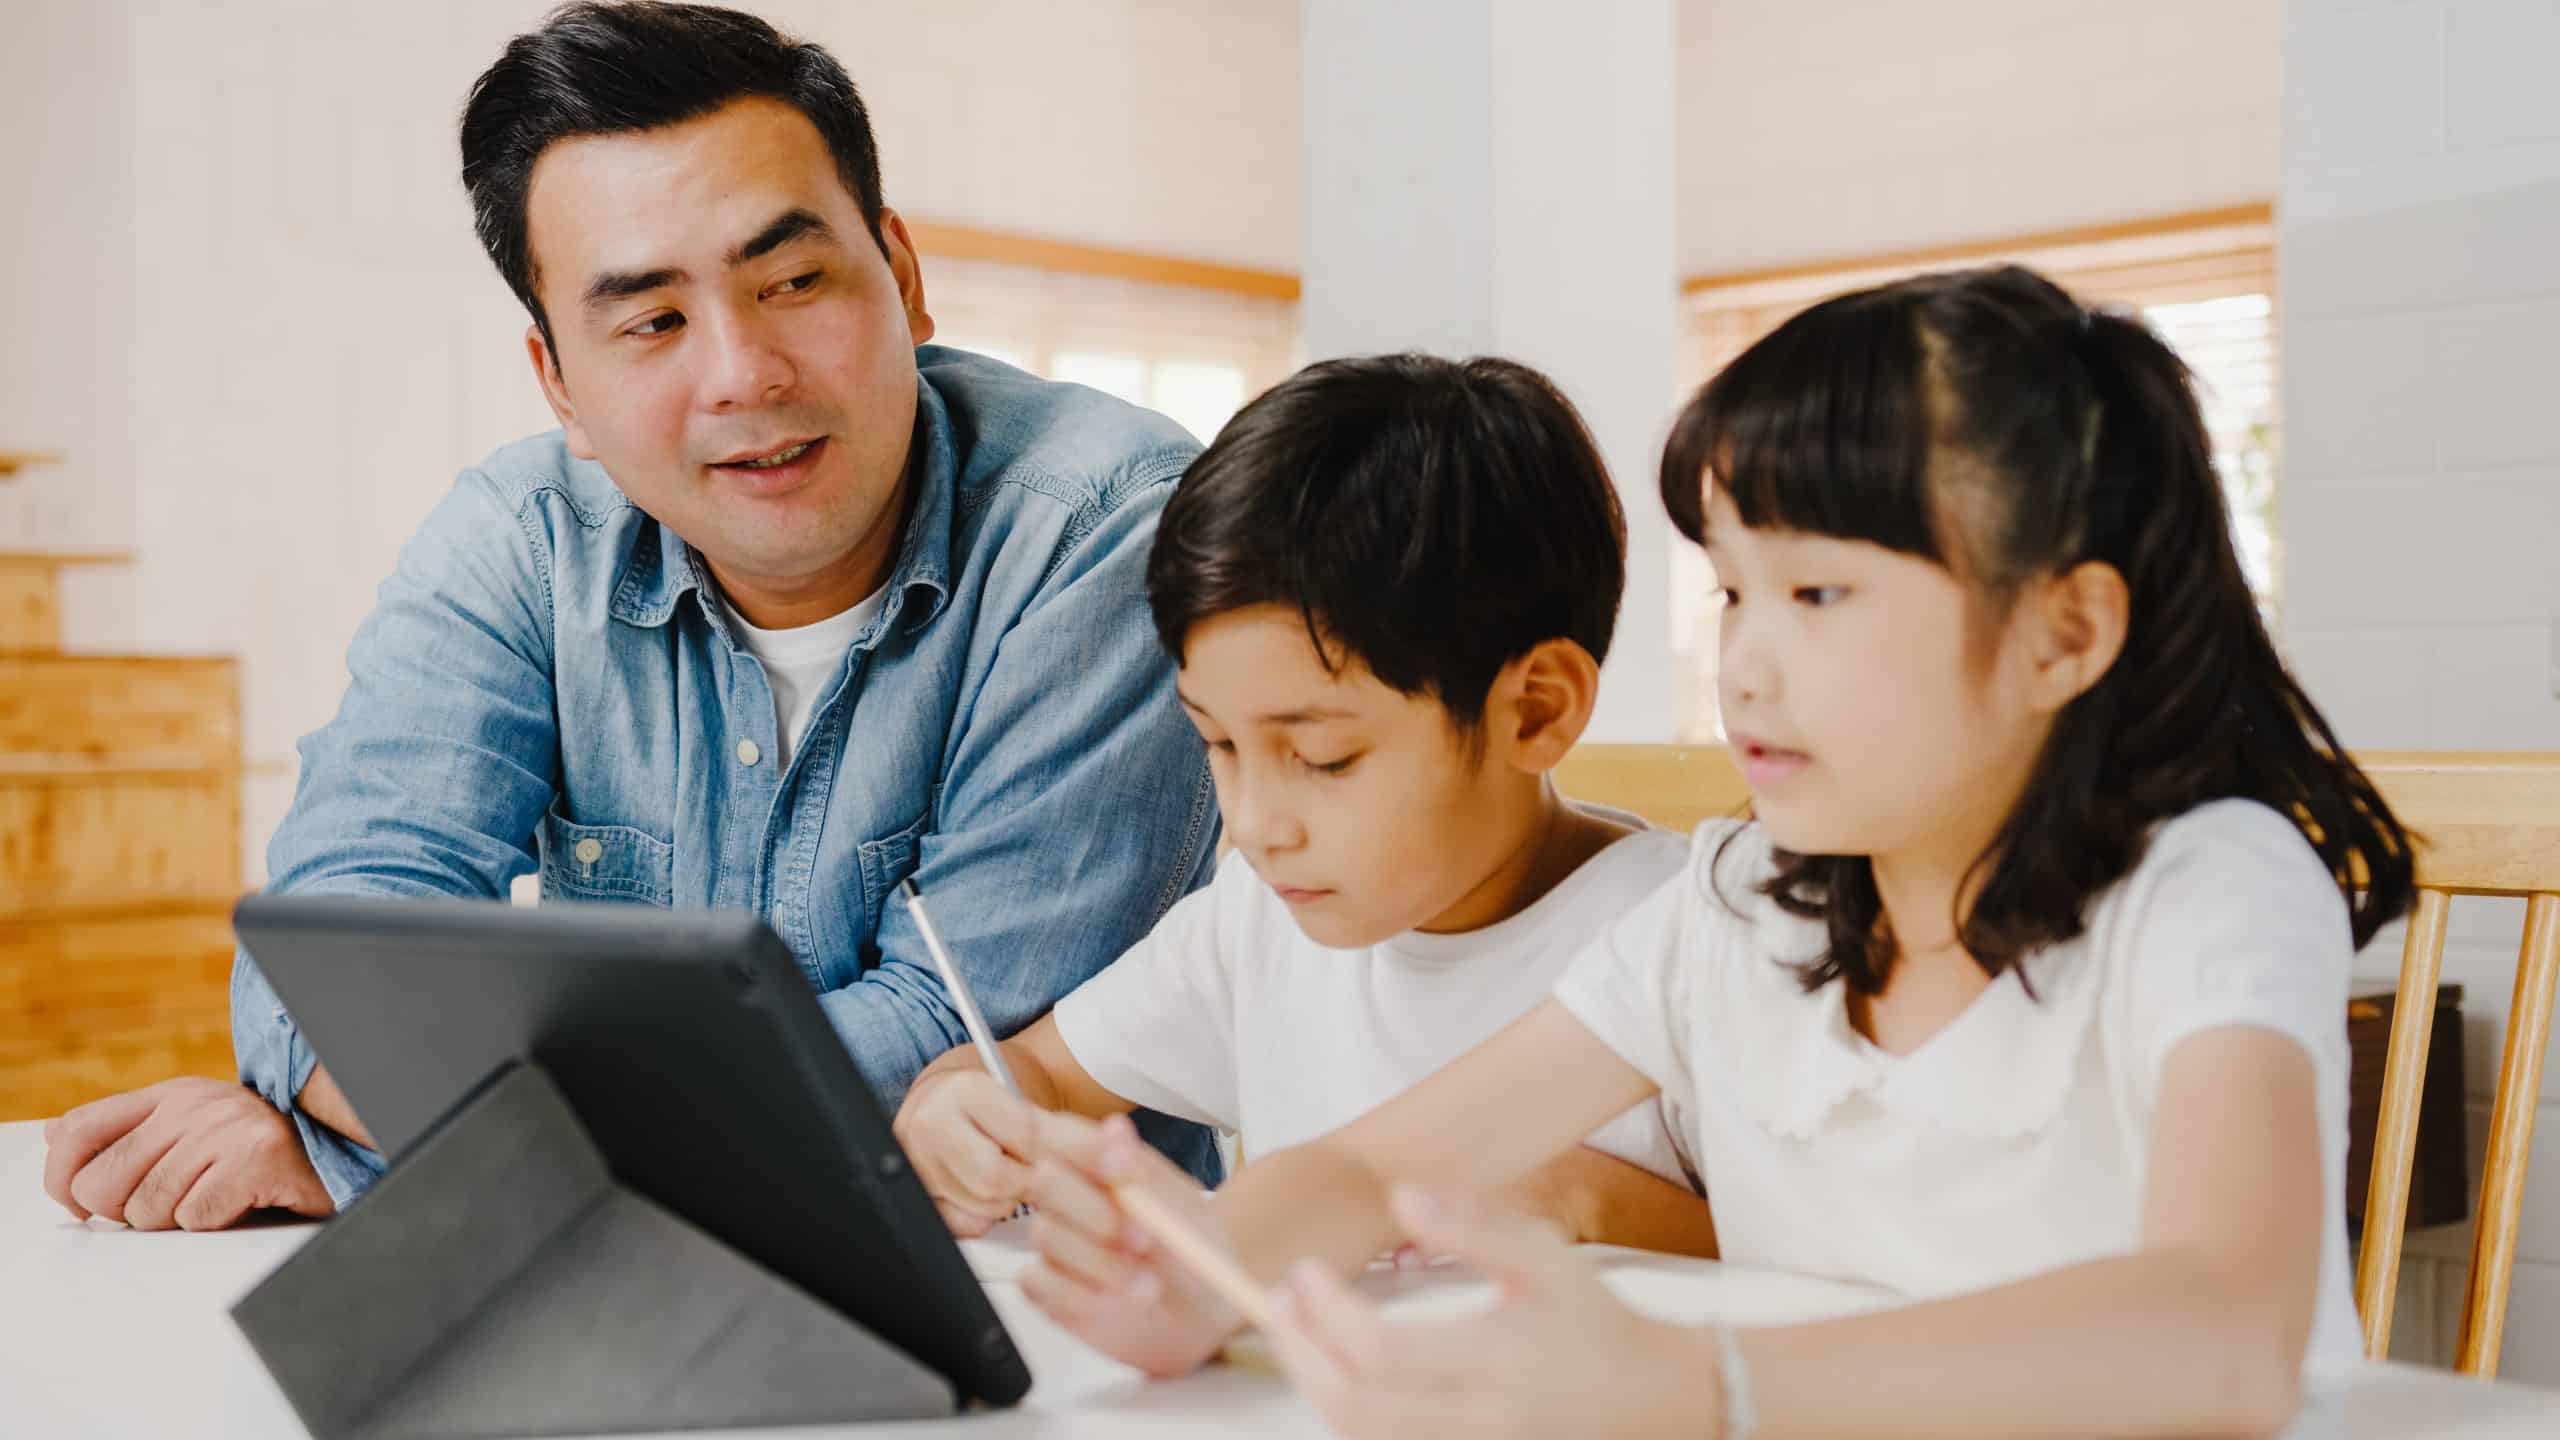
[1017,1112,1246,1378]
[1265,1186,1723,1440]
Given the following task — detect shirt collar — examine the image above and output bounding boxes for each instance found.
[1728,925,2107,1143]
[609,371,959,636]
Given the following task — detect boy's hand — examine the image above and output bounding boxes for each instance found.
[891,1068,1042,1237]
[1018,1112,1245,1378]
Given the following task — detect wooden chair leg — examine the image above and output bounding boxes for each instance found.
[2358,888,2451,1359]
[2454,893,2560,1377]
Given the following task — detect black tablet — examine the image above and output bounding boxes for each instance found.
[233,893,1032,1410]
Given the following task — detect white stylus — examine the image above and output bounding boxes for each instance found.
[900,879,1021,1095]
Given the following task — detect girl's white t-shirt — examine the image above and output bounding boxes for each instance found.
[1053,807,1697,1187]
[1554,798,2363,1374]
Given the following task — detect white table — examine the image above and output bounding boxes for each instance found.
[3,1122,2555,1438]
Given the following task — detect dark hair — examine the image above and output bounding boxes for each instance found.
[459,1,886,356]
[1149,354,1627,731]
[1663,265,2415,992]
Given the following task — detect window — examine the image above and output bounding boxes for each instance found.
[913,228,1301,447]
[1671,206,2279,740]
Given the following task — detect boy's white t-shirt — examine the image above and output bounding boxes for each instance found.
[1052,805,1696,1187]
[727,585,887,770]
[1553,798,2363,1374]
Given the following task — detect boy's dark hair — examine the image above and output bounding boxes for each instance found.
[1149,354,1626,731]
[459,1,886,358]
[1664,264,2415,993]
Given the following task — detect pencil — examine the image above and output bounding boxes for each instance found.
[1115,1183,1282,1334]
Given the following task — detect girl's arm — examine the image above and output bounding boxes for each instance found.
[1215,1000,1662,1284]
[1017,1000,1656,1374]
[1277,1023,2326,1438]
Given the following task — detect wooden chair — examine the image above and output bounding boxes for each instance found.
[1550,744,2560,1377]
[2351,753,2560,1376]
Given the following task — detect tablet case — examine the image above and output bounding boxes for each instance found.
[224,893,1032,1427]
[231,1061,956,1438]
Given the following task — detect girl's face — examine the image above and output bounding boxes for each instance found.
[1703,484,2061,870]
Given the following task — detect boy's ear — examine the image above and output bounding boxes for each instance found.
[1491,639,1601,774]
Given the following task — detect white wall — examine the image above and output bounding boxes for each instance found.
[0,0,140,643]
[1675,0,2282,275]
[831,0,1299,273]
[2281,0,2560,1382]
[1300,0,1680,742]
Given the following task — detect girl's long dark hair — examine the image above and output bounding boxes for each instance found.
[1663,265,2415,993]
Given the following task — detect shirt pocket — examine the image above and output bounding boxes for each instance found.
[852,784,941,954]
[537,800,675,905]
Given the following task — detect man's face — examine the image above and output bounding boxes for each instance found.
[522,97,933,613]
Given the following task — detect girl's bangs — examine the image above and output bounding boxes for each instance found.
[1659,286,1944,564]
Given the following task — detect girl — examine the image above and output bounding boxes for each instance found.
[1012,265,2416,1438]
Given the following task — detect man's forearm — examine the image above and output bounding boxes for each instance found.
[293,1063,375,1151]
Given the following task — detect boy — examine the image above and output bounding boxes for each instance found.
[891,355,1710,1254]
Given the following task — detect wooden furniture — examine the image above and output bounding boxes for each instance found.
[1549,743,2560,1378]
[0,552,243,1122]
[0,449,66,479]
[2346,983,2471,1235]
[1553,744,1751,833]
[0,551,127,652]
[2350,753,2560,1376]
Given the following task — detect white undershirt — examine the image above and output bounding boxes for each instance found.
[726,585,887,771]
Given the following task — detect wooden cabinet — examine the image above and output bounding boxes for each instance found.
[0,555,243,1120]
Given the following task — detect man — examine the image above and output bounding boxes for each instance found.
[39,0,1220,1230]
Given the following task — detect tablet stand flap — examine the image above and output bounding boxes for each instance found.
[231,1060,958,1438]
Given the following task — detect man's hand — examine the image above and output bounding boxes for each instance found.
[891,1068,1043,1237]
[41,1078,333,1231]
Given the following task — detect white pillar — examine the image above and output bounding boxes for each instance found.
[1301,0,1680,741]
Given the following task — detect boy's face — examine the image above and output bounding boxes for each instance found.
[1177,606,1535,949]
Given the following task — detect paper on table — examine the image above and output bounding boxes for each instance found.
[958,1213,1042,1285]
[1217,1245,1898,1374]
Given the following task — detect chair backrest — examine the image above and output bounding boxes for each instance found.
[1551,744,2560,1377]
[2349,753,2560,1376]
[1551,744,1748,832]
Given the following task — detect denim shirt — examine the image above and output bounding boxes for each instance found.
[232,346,1223,1205]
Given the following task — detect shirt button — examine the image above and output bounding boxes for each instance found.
[736,738,762,767]
[573,838,604,865]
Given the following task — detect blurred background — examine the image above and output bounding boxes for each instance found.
[3,0,2555,1380]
